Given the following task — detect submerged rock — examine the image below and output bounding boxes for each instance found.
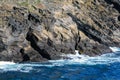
[0,0,120,62]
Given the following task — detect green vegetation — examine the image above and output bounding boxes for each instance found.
[36,0,41,4]
[0,0,41,7]
[17,1,29,7]
[16,0,41,11]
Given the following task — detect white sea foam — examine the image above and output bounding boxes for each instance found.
[0,61,15,65]
[57,48,120,65]
[109,47,120,52]
[0,47,120,72]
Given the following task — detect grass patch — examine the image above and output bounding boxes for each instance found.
[17,1,29,7]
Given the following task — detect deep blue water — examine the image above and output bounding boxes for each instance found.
[0,48,120,80]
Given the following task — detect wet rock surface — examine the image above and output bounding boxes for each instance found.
[0,0,120,62]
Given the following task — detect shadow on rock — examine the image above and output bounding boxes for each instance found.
[26,28,51,60]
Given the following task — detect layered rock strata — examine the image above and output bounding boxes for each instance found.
[0,0,120,62]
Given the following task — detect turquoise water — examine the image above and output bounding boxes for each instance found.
[0,48,120,80]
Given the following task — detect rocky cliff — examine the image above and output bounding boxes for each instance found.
[0,0,120,62]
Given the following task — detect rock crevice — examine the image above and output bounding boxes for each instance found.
[26,28,51,60]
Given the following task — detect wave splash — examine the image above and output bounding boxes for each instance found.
[0,47,120,73]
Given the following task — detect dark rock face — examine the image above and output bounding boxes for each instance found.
[26,28,51,60]
[20,48,30,62]
[0,39,6,52]
[104,0,120,13]
[0,0,120,62]
[118,16,120,21]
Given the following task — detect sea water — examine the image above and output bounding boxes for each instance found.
[0,47,120,80]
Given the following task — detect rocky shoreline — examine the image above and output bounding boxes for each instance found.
[0,0,120,62]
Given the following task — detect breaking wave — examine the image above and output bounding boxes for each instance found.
[0,47,120,73]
